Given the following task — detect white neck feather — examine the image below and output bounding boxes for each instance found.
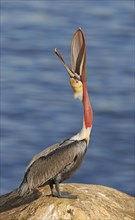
[70,118,92,145]
[74,91,83,101]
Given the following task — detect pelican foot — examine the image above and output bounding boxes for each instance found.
[55,191,77,199]
[60,193,77,199]
[49,182,77,199]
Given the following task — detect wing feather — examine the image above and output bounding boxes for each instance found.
[24,139,86,191]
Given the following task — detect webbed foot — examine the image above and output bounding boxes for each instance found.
[49,182,77,199]
[58,192,77,199]
[52,191,77,199]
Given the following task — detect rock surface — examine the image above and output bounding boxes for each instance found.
[0,184,134,220]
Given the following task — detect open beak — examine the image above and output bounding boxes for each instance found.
[54,48,81,80]
[54,28,86,82]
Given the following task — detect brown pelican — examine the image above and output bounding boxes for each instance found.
[18,28,93,198]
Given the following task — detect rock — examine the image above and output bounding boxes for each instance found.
[0,184,134,220]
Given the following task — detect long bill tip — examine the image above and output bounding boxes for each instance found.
[54,48,75,78]
[54,48,57,53]
[54,48,65,64]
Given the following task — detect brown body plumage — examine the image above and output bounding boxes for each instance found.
[19,139,87,197]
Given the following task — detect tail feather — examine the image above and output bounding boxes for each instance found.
[18,178,29,196]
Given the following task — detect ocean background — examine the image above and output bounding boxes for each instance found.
[1,1,134,196]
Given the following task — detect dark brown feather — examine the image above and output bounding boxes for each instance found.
[18,139,87,195]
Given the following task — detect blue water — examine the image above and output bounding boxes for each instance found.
[1,1,134,196]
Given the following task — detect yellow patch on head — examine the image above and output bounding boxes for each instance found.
[70,78,83,101]
[70,78,83,94]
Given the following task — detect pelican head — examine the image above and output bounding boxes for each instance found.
[54,28,87,101]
